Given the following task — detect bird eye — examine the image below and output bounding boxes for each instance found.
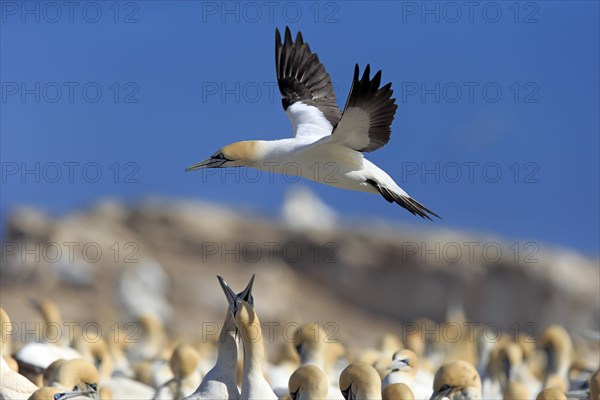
[89,383,97,391]
[215,153,225,159]
[440,384,451,391]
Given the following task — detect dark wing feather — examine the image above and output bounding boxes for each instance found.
[333,64,398,153]
[275,27,342,127]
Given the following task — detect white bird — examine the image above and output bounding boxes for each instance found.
[186,27,440,221]
[186,275,255,400]
[217,276,278,400]
[1,356,39,400]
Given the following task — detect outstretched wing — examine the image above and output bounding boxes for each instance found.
[276,27,342,140]
[332,64,398,153]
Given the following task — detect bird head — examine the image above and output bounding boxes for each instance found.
[185,141,260,171]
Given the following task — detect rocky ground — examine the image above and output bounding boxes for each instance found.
[1,198,598,356]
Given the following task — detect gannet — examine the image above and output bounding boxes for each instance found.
[339,362,382,400]
[268,342,301,398]
[186,275,255,400]
[540,325,572,392]
[217,275,277,400]
[45,359,100,398]
[186,27,440,220]
[288,365,329,400]
[75,338,155,400]
[292,323,344,399]
[27,387,85,400]
[382,349,419,387]
[153,344,201,400]
[382,383,415,400]
[14,301,83,383]
[430,360,482,400]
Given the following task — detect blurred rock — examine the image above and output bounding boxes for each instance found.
[0,199,598,348]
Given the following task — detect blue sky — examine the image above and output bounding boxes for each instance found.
[1,1,599,256]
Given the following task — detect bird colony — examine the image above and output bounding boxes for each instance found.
[2,27,598,400]
[1,274,599,400]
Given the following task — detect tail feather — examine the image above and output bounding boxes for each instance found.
[366,179,441,220]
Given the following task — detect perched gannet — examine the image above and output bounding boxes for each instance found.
[73,337,113,381]
[430,360,482,400]
[292,323,344,400]
[154,344,201,400]
[339,362,382,400]
[44,359,99,398]
[218,275,277,400]
[14,301,82,382]
[288,365,328,400]
[382,383,414,400]
[186,275,255,400]
[268,342,301,398]
[382,349,431,400]
[485,341,524,394]
[540,325,572,392]
[186,27,440,220]
[30,299,69,346]
[27,387,79,400]
[382,349,418,387]
[127,313,168,363]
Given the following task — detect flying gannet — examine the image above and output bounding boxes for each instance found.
[186,27,440,220]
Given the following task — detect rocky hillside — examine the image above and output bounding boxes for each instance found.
[1,198,598,351]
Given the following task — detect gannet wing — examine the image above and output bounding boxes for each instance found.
[275,27,342,140]
[331,64,398,152]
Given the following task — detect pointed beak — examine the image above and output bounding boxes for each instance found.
[217,275,238,315]
[57,391,85,400]
[239,274,255,305]
[387,358,409,371]
[430,386,453,400]
[185,158,214,171]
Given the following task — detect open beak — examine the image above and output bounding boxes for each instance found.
[217,276,238,316]
[239,274,255,306]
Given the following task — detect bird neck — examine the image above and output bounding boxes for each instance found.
[216,312,239,372]
[238,311,266,382]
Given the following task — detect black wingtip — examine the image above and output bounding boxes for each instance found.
[363,64,371,81]
[275,27,281,44]
[284,26,293,44]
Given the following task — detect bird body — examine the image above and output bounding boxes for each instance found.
[186,313,240,400]
[187,27,440,220]
[1,356,39,400]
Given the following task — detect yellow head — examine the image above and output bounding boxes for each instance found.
[432,360,481,400]
[339,362,382,400]
[288,365,328,400]
[186,141,261,171]
[54,359,99,398]
[382,383,414,400]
